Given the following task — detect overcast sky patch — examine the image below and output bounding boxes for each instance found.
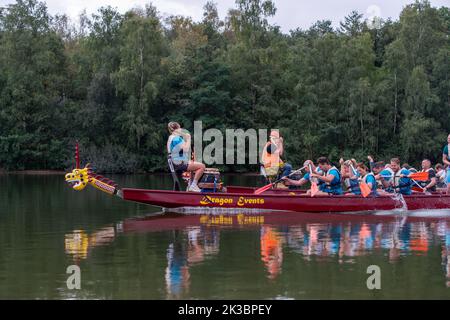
[0,0,448,32]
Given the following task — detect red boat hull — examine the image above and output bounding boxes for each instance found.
[121,186,450,213]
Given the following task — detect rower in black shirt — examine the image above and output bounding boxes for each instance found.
[417,159,437,192]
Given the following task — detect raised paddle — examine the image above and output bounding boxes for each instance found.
[379,171,429,181]
[408,172,429,181]
[254,166,306,195]
[309,164,320,197]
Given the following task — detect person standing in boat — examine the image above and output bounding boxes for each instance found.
[261,130,292,181]
[309,157,343,196]
[442,134,450,195]
[167,122,205,192]
[417,159,437,192]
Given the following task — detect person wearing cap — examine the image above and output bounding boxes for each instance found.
[261,130,292,181]
[167,122,205,192]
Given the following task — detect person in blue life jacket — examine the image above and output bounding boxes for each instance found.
[167,122,205,192]
[309,157,343,196]
[374,162,395,192]
[356,163,378,196]
[369,161,393,196]
[282,160,325,191]
[376,158,412,195]
[442,133,450,195]
[339,158,360,196]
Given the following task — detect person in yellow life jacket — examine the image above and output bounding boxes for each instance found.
[261,130,292,180]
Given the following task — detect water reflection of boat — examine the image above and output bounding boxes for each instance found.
[64,227,115,261]
[122,212,450,283]
[65,212,450,288]
[165,227,220,299]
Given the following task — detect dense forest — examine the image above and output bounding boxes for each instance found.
[0,0,449,172]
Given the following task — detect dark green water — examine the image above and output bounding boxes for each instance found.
[0,173,449,299]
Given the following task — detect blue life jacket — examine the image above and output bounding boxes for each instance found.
[169,135,188,163]
[322,166,343,195]
[394,168,412,195]
[364,172,378,196]
[348,178,360,195]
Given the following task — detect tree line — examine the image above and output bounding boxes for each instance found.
[0,0,449,172]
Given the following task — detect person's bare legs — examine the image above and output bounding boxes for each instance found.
[187,161,205,186]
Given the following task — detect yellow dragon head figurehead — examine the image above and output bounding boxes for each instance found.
[65,166,90,191]
[65,143,120,196]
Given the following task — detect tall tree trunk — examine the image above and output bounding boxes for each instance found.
[393,72,398,135]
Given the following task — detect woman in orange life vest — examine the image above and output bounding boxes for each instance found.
[261,130,292,181]
[167,122,205,192]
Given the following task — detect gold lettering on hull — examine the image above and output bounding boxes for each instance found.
[199,195,265,207]
[199,214,264,226]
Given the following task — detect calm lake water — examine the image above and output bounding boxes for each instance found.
[0,173,449,299]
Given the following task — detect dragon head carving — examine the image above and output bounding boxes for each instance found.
[65,143,120,196]
[65,167,90,191]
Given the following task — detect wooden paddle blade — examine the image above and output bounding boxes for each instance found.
[360,182,371,198]
[310,182,319,197]
[254,183,273,195]
[409,172,429,181]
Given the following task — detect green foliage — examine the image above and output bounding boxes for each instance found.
[0,0,449,172]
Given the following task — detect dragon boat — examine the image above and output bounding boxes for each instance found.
[64,145,450,214]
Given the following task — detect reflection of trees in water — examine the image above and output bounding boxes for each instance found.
[165,227,221,299]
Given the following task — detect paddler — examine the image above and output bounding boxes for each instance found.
[282,160,320,189]
[309,157,343,196]
[261,130,292,181]
[339,158,361,195]
[167,122,205,192]
[356,163,378,196]
[442,134,450,194]
[377,158,412,195]
[369,161,393,196]
[374,162,394,192]
[416,159,437,192]
[435,163,447,189]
